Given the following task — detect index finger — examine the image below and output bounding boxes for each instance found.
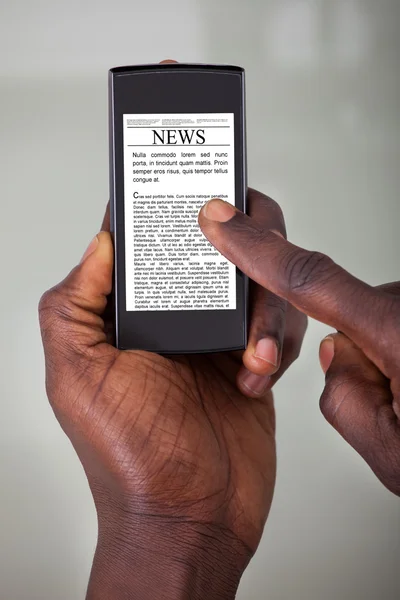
[198,199,399,377]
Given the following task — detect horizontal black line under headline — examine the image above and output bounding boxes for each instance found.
[127,126,230,129]
[128,144,231,147]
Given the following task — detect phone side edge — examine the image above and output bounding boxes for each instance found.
[108,70,120,348]
[241,69,249,350]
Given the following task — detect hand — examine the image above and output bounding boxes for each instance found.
[39,189,306,599]
[199,199,400,497]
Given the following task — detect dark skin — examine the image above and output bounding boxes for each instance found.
[39,189,306,600]
[39,59,399,597]
[199,198,400,497]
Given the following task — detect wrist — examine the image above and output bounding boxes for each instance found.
[87,510,251,600]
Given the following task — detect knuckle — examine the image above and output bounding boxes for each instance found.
[249,188,280,211]
[248,188,286,233]
[264,292,287,315]
[319,366,365,424]
[283,250,334,295]
[253,293,287,340]
[39,285,77,328]
[260,196,284,224]
[38,287,63,331]
[38,287,56,312]
[39,277,84,327]
[39,285,78,345]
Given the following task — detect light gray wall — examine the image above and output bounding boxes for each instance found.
[1,1,399,598]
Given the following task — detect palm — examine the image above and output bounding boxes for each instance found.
[43,190,302,560]
[74,346,276,553]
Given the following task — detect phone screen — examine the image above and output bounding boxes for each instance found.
[123,113,237,312]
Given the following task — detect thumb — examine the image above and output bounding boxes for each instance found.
[39,231,114,359]
[75,231,114,314]
[319,333,400,496]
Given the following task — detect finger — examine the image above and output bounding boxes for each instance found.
[242,190,288,378]
[39,232,114,361]
[198,199,399,378]
[238,302,307,397]
[376,281,400,296]
[268,302,308,388]
[242,281,285,377]
[245,188,286,237]
[319,333,400,495]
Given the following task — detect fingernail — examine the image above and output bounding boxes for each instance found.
[319,336,335,374]
[80,235,99,263]
[254,337,279,367]
[203,199,236,222]
[270,229,285,239]
[240,370,271,396]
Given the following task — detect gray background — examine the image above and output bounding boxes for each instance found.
[1,0,399,598]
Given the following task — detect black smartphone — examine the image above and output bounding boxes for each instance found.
[109,63,248,353]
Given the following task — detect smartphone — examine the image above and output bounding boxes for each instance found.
[109,63,248,353]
